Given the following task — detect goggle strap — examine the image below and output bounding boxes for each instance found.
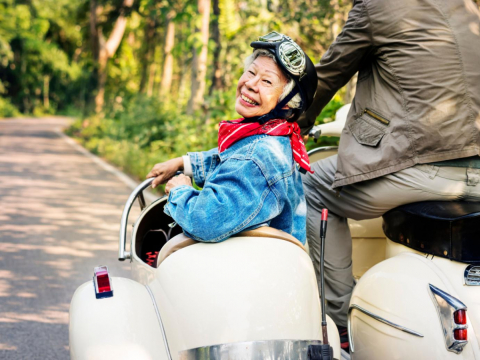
[277,86,299,109]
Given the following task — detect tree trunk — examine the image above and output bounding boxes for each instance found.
[208,0,222,96]
[43,75,50,109]
[159,10,176,99]
[147,62,157,97]
[187,0,211,115]
[139,16,157,94]
[329,0,344,40]
[92,0,134,114]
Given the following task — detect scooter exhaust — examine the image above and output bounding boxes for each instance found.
[308,208,334,360]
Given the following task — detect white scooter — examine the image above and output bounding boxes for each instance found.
[69,105,480,360]
[69,177,342,358]
[308,104,480,359]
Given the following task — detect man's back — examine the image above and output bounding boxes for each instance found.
[300,0,480,187]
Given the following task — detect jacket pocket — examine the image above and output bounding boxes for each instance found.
[348,109,390,147]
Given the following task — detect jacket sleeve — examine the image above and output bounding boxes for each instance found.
[187,147,219,188]
[163,158,280,242]
[297,0,374,135]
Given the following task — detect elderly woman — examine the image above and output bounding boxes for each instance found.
[147,32,317,244]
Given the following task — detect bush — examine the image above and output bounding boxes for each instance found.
[0,97,20,118]
[67,95,222,186]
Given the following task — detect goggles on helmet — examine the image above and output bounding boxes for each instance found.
[253,32,307,79]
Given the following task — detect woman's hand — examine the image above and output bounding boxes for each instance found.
[147,157,184,189]
[165,174,192,195]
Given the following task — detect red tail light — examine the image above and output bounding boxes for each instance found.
[93,265,113,299]
[454,310,467,325]
[454,329,468,341]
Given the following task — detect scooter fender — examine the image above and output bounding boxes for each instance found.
[69,277,169,360]
[349,253,479,360]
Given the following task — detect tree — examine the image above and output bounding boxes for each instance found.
[90,0,134,113]
[186,0,210,114]
[159,10,176,98]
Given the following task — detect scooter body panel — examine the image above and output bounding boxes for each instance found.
[147,236,341,359]
[350,250,479,360]
[69,277,169,360]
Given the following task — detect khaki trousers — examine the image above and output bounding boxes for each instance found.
[302,155,480,327]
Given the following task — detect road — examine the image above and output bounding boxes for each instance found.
[0,117,146,359]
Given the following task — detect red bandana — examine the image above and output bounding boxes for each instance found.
[218,118,313,174]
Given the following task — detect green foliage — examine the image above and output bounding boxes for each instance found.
[305,95,344,151]
[0,0,85,114]
[0,96,20,117]
[67,94,223,182]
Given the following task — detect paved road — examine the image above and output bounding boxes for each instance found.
[0,117,145,359]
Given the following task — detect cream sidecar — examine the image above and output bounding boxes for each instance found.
[69,179,341,360]
[309,105,480,360]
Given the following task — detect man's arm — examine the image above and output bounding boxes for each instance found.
[297,0,374,135]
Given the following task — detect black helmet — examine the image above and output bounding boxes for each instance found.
[248,31,318,123]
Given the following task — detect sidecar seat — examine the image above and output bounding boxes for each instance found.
[383,201,480,264]
[156,226,306,267]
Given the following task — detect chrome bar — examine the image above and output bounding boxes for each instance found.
[118,178,154,261]
[146,285,173,360]
[348,304,424,353]
[306,146,338,156]
[138,192,146,210]
[179,340,323,360]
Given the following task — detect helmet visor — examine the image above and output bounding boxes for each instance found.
[258,31,285,43]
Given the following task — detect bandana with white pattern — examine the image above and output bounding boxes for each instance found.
[218,118,313,174]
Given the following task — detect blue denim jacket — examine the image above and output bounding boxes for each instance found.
[164,135,306,244]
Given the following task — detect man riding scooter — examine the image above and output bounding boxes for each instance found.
[297,0,480,352]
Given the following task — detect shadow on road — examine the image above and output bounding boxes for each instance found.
[0,117,143,359]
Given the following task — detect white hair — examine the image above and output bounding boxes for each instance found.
[243,49,302,109]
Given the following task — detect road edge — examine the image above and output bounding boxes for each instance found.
[55,129,157,203]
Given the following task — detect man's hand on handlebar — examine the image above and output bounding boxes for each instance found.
[147,157,184,189]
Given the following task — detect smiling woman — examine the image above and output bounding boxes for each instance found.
[236,49,302,119]
[146,32,318,245]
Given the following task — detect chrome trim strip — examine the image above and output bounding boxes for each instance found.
[179,340,323,360]
[429,284,468,354]
[145,285,173,360]
[429,284,467,311]
[348,304,424,353]
[119,178,154,261]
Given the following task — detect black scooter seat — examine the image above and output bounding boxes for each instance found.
[383,201,480,264]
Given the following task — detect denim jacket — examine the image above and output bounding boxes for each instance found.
[164,135,306,244]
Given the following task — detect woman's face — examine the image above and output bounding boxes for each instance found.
[235,56,288,118]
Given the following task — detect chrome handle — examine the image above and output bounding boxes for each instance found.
[118,178,155,261]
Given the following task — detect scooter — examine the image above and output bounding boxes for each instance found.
[69,175,342,358]
[308,104,480,359]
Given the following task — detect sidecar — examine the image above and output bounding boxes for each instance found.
[69,179,341,359]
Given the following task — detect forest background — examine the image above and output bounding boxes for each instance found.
[1,0,480,186]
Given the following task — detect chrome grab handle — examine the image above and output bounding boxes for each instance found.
[118,178,155,261]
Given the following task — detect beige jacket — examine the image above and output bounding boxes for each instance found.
[298,0,480,188]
